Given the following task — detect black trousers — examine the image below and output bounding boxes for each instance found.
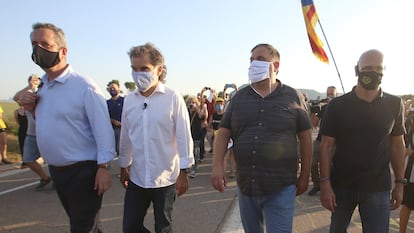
[49,161,102,233]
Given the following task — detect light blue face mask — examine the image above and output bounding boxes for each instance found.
[131,71,157,92]
[215,104,224,112]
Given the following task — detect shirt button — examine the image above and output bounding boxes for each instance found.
[252,150,256,154]
[252,165,256,169]
[258,122,262,126]
[254,136,258,140]
[260,109,264,112]
[252,178,255,182]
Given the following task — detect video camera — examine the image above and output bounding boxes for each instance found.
[309,98,329,114]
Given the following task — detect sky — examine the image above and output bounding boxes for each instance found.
[1,0,413,100]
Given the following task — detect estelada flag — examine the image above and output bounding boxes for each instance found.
[301,0,329,63]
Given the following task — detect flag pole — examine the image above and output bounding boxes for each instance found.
[317,19,346,94]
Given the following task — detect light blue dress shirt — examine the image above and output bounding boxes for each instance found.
[35,65,115,166]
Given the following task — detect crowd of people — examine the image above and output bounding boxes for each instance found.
[1,21,414,233]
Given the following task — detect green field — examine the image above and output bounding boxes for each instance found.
[1,101,21,162]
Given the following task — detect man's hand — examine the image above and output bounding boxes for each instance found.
[320,182,337,212]
[176,171,189,197]
[112,119,122,127]
[94,168,112,196]
[18,91,37,112]
[211,166,227,192]
[390,184,404,210]
[296,173,310,195]
[120,167,130,189]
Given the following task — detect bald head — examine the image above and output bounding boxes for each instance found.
[356,49,384,73]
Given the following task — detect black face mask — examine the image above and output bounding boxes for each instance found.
[31,45,61,68]
[109,90,118,97]
[357,71,382,90]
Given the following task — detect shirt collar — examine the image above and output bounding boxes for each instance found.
[134,82,166,97]
[41,65,74,86]
[351,86,384,100]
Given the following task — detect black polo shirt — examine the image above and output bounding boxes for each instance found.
[220,80,311,196]
[320,87,405,192]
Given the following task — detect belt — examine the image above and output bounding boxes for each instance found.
[50,160,97,171]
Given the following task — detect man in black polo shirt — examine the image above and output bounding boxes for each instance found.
[319,49,406,233]
[211,43,312,233]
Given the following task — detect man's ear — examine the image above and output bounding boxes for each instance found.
[354,65,359,76]
[273,61,280,75]
[157,65,163,77]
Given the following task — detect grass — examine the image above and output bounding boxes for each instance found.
[1,101,22,162]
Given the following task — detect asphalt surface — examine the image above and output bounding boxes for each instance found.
[1,145,413,232]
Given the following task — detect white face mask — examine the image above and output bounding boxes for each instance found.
[248,60,272,83]
[131,71,157,92]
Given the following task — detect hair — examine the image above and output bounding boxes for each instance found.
[250,43,280,61]
[128,42,167,83]
[327,86,336,90]
[186,96,199,105]
[107,80,120,88]
[31,22,67,48]
[28,74,39,82]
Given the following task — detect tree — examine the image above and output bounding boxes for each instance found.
[124,82,136,92]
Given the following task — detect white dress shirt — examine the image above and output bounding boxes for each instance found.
[119,83,194,188]
[36,65,115,166]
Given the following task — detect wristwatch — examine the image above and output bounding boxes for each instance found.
[395,178,408,185]
[98,163,110,169]
[180,168,190,174]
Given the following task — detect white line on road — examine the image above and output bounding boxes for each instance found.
[0,181,38,196]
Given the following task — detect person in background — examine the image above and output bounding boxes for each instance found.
[14,77,52,190]
[14,106,27,167]
[308,86,337,196]
[18,22,115,233]
[200,86,216,154]
[209,97,235,178]
[0,104,11,165]
[399,99,414,233]
[119,42,194,233]
[211,43,312,233]
[106,80,124,156]
[13,74,41,168]
[319,49,406,233]
[187,96,207,178]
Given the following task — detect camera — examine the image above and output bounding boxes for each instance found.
[224,84,233,89]
[309,99,329,114]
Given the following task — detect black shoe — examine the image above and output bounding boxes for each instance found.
[1,159,12,164]
[35,177,51,190]
[308,187,320,196]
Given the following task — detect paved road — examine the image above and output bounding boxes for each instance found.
[0,154,236,233]
[1,153,413,232]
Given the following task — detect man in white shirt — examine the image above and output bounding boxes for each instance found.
[119,42,194,233]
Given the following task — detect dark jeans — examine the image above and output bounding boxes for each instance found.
[49,161,102,233]
[114,127,121,155]
[330,186,390,233]
[310,140,321,188]
[199,128,207,159]
[123,182,176,233]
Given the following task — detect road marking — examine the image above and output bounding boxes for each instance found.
[0,181,38,196]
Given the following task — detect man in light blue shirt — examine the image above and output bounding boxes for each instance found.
[19,22,115,233]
